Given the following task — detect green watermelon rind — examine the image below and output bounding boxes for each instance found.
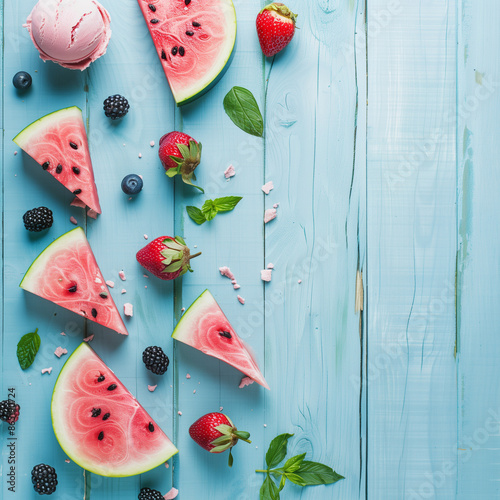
[13,106,82,146]
[51,343,179,477]
[171,289,212,341]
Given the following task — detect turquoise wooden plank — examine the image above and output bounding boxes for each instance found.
[457,1,500,497]
[263,0,366,498]
[366,1,458,498]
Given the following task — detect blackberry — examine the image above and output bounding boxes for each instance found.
[0,399,20,424]
[138,487,163,500]
[31,463,58,495]
[142,346,170,375]
[103,94,130,120]
[23,207,53,232]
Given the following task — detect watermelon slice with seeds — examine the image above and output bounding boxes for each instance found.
[52,343,178,477]
[172,290,269,389]
[137,0,237,106]
[13,107,101,214]
[20,227,127,335]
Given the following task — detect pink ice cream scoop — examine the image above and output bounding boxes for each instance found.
[25,0,111,70]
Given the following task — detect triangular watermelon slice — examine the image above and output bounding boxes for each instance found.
[20,227,128,336]
[172,290,269,389]
[137,0,237,106]
[13,107,101,214]
[52,343,178,477]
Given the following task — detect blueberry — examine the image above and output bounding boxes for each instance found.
[13,71,32,90]
[121,174,143,195]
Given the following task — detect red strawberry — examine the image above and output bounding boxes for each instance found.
[136,236,201,281]
[158,131,203,192]
[256,3,298,57]
[189,412,251,467]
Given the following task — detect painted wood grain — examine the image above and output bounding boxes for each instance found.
[366,1,458,498]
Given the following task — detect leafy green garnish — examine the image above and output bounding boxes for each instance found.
[223,86,264,137]
[17,328,41,370]
[186,196,242,225]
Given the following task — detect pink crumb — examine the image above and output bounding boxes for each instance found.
[70,197,86,208]
[60,332,66,336]
[165,463,170,469]
[237,295,245,305]
[273,203,280,209]
[54,347,68,358]
[70,216,78,225]
[193,390,196,394]
[181,307,185,313]
[144,234,148,240]
[178,411,182,416]
[261,269,272,282]
[138,153,142,158]
[233,284,241,290]
[65,459,70,463]
[83,335,94,342]
[231,279,237,284]
[219,266,235,280]
[41,367,53,375]
[262,181,274,194]
[124,303,133,317]
[119,271,126,281]
[267,263,275,269]
[150,140,155,147]
[219,406,224,412]
[164,487,179,499]
[143,274,149,278]
[14,151,18,156]
[148,385,157,392]
[264,209,277,224]
[186,373,191,379]
[239,377,255,388]
[106,280,115,288]
[298,279,302,284]
[121,289,127,294]
[87,209,98,219]
[224,164,236,178]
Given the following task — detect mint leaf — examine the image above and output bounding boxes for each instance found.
[283,452,306,473]
[260,474,280,500]
[295,461,344,485]
[17,328,41,370]
[266,433,294,468]
[186,206,206,225]
[285,473,307,486]
[278,475,286,492]
[201,200,218,221]
[223,86,264,137]
[213,196,242,212]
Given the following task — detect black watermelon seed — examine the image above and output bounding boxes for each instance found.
[73,189,82,195]
[68,285,77,293]
[42,161,50,170]
[56,164,63,174]
[148,422,155,432]
[103,412,110,420]
[179,46,185,56]
[148,3,156,11]
[99,292,108,299]
[69,141,78,150]
[186,31,194,36]
[185,0,191,5]
[72,166,80,175]
[98,431,104,441]
[150,18,159,24]
[107,384,117,391]
[97,375,105,382]
[91,308,98,318]
[171,46,178,56]
[161,49,167,60]
[91,408,101,417]
[192,21,201,27]
[219,331,232,339]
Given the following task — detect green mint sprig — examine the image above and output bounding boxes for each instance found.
[17,328,41,370]
[256,433,344,499]
[186,196,242,225]
[223,86,264,137]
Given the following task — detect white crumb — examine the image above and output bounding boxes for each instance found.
[138,153,142,158]
[119,270,126,281]
[144,234,148,240]
[261,269,272,282]
[124,303,133,317]
[224,164,236,179]
[41,367,53,375]
[267,263,274,269]
[150,140,155,147]
[106,280,115,288]
[264,209,277,224]
[121,289,127,294]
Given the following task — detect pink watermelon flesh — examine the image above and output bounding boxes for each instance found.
[137,0,236,106]
[20,227,128,336]
[52,343,178,477]
[172,290,269,389]
[13,107,101,214]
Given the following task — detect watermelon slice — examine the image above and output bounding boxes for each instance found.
[20,227,128,336]
[137,0,237,106]
[52,343,178,477]
[172,290,269,389]
[13,107,101,214]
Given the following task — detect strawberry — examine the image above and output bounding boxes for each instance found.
[189,412,251,467]
[256,3,298,57]
[136,236,201,281]
[158,131,203,192]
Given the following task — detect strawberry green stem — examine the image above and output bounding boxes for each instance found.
[189,252,202,260]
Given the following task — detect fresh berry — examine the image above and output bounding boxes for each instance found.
[31,463,58,495]
[136,236,201,281]
[142,346,170,375]
[103,94,130,119]
[23,207,53,232]
[121,174,143,195]
[13,71,33,90]
[189,412,251,467]
[158,131,203,192]
[138,487,163,500]
[0,399,20,424]
[256,3,297,57]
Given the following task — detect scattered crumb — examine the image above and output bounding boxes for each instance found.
[264,209,277,224]
[41,367,53,375]
[14,151,18,156]
[148,385,157,392]
[186,373,191,379]
[267,263,274,269]
[124,303,133,317]
[129,197,132,201]
[193,390,196,394]
[239,376,255,388]
[145,285,148,289]
[123,143,126,147]
[83,335,94,342]
[54,347,68,358]
[219,406,223,412]
[264,424,267,428]
[138,153,142,158]
[237,295,245,305]
[164,487,179,500]
[70,216,78,225]
[233,284,241,290]
[119,270,126,281]
[150,140,155,147]
[121,289,127,294]
[224,164,236,179]
[143,274,149,278]
[273,203,280,209]
[60,332,66,336]
[219,266,235,280]
[262,181,274,194]
[231,279,237,284]
[65,459,70,463]
[298,279,302,284]
[70,197,86,208]
[194,245,197,248]
[178,411,182,416]
[261,269,272,282]
[181,307,185,313]
[87,209,98,219]
[144,234,148,240]
[106,280,115,288]
[165,463,170,469]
